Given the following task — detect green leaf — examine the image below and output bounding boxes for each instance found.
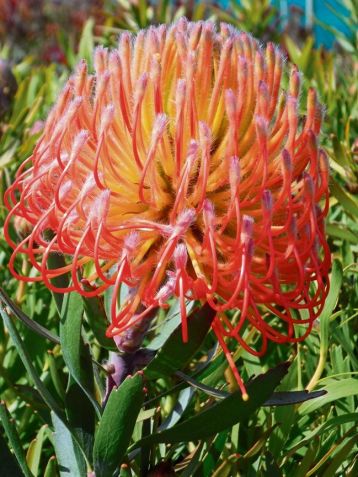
[306,259,343,391]
[0,306,96,466]
[326,224,358,244]
[136,362,290,446]
[179,441,205,477]
[175,370,228,399]
[47,352,66,402]
[0,307,64,419]
[284,36,303,69]
[145,303,216,379]
[156,0,170,23]
[147,299,194,351]
[158,387,194,431]
[1,299,92,464]
[43,456,57,477]
[64,377,95,463]
[263,390,326,406]
[288,413,358,454]
[211,458,234,477]
[0,141,19,168]
[293,443,318,477]
[331,136,350,168]
[0,402,33,477]
[300,36,314,72]
[60,292,100,417]
[138,0,148,27]
[268,357,299,457]
[175,372,326,405]
[26,425,47,477]
[198,431,228,476]
[52,412,87,477]
[300,378,358,415]
[330,178,358,219]
[11,385,51,425]
[0,288,60,344]
[77,19,95,68]
[93,373,145,477]
[261,451,283,477]
[321,434,358,477]
[82,295,116,350]
[46,252,70,315]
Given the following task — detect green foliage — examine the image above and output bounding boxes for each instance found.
[103,0,212,32]
[0,1,357,476]
[145,303,215,378]
[93,374,145,477]
[212,0,281,41]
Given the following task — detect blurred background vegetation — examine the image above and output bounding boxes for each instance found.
[0,1,357,476]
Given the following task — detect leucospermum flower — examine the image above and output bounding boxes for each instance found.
[5,19,331,397]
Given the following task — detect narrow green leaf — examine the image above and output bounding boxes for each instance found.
[0,141,19,168]
[136,362,290,446]
[211,459,233,477]
[52,412,87,477]
[243,427,278,462]
[306,426,358,476]
[198,431,227,476]
[175,372,325,405]
[65,377,95,464]
[330,178,358,219]
[43,456,57,477]
[195,431,228,476]
[0,402,33,477]
[156,0,170,23]
[326,224,358,244]
[293,443,318,477]
[60,292,100,417]
[82,295,116,350]
[93,373,145,477]
[179,441,205,477]
[300,378,358,415]
[1,304,90,463]
[268,357,299,457]
[331,136,350,168]
[26,425,47,477]
[322,434,358,477]
[0,307,64,419]
[288,413,358,454]
[158,387,194,431]
[307,259,343,391]
[263,390,326,406]
[261,451,283,477]
[175,370,227,399]
[0,431,24,477]
[0,288,60,344]
[347,456,358,477]
[284,35,303,68]
[147,299,194,351]
[47,352,66,402]
[300,36,314,71]
[46,252,69,315]
[145,303,216,379]
[138,0,148,27]
[77,19,95,68]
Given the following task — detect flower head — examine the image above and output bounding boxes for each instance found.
[5,19,331,396]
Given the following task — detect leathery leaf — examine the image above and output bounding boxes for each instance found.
[93,373,145,477]
[60,292,100,416]
[135,362,290,446]
[145,303,216,378]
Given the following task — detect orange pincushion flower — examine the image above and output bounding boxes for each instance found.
[4,19,330,396]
